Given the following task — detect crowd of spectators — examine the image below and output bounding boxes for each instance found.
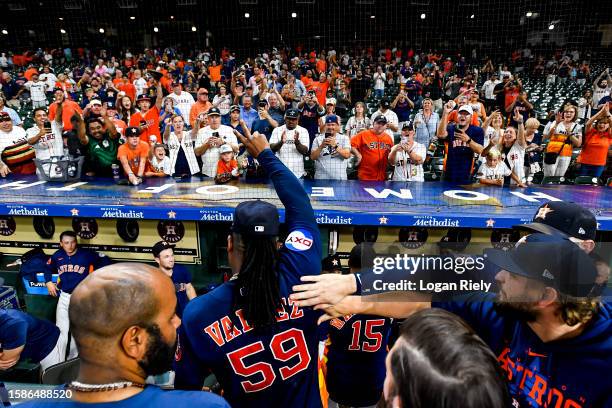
[0,46,610,186]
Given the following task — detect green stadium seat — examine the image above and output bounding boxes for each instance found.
[573,176,601,186]
[541,176,565,185]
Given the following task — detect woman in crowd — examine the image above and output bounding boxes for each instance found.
[542,105,582,177]
[162,114,200,177]
[159,97,182,134]
[212,84,232,117]
[576,102,612,178]
[117,95,136,123]
[413,97,439,146]
[344,101,371,137]
[468,90,487,125]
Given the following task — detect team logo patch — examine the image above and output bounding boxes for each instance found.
[398,227,428,249]
[72,217,98,239]
[0,216,16,236]
[284,229,314,252]
[157,220,185,243]
[490,229,520,251]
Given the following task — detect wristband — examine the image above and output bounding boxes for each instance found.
[354,273,363,295]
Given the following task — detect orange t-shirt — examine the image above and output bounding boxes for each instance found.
[577,129,612,166]
[209,65,222,82]
[113,78,126,87]
[301,76,314,90]
[117,141,150,175]
[24,68,39,81]
[316,59,327,74]
[48,100,82,131]
[217,159,238,176]
[111,118,128,137]
[119,82,137,102]
[129,106,160,143]
[546,123,578,157]
[189,101,212,129]
[310,80,329,106]
[350,130,393,181]
[448,110,480,126]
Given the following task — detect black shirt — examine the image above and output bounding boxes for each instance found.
[349,78,371,103]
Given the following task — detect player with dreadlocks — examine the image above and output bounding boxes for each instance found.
[174,131,323,408]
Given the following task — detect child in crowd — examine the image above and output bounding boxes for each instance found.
[477,150,525,187]
[145,143,171,177]
[215,144,240,183]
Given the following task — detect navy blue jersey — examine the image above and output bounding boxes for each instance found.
[443,124,484,184]
[17,385,230,408]
[0,309,59,362]
[175,148,323,408]
[434,293,612,408]
[44,249,106,294]
[325,314,391,406]
[171,265,192,319]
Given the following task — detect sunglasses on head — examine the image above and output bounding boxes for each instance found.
[0,117,11,122]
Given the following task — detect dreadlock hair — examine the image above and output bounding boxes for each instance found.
[232,233,281,330]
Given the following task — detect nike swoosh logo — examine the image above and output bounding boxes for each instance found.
[526,349,547,358]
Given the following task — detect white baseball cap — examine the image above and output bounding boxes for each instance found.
[219,144,233,154]
[458,105,473,115]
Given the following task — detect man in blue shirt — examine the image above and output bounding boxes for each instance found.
[152,241,196,319]
[239,95,259,130]
[0,309,61,371]
[250,99,280,140]
[437,102,485,184]
[175,132,323,408]
[292,234,611,408]
[18,263,230,408]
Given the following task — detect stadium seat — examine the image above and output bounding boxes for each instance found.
[42,358,80,385]
[541,176,565,185]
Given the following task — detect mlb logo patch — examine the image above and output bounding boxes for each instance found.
[255,226,264,232]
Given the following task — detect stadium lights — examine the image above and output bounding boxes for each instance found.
[1,30,7,35]
[130,16,136,20]
[60,29,67,34]
[153,27,159,32]
[58,17,64,21]
[548,24,555,30]
[526,11,533,17]
[470,14,474,19]
[370,15,375,19]
[420,13,426,19]
[170,15,175,19]
[99,28,105,33]
[291,12,297,18]
[244,12,250,18]
[191,26,197,32]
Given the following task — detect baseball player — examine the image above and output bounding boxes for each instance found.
[0,309,61,371]
[45,231,108,361]
[292,234,611,408]
[324,244,392,408]
[174,131,323,407]
[152,241,196,319]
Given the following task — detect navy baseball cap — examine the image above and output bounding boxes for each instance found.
[518,201,597,240]
[402,122,415,131]
[125,127,141,138]
[207,107,221,116]
[322,254,343,272]
[152,241,175,257]
[285,109,300,119]
[325,114,339,124]
[485,233,599,297]
[231,200,280,237]
[106,100,116,109]
[373,115,388,124]
[230,105,240,113]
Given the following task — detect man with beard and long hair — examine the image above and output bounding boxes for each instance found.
[19,263,229,408]
[291,235,612,408]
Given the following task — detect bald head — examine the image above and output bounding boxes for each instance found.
[69,263,173,348]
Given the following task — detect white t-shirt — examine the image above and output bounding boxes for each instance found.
[150,155,171,175]
[391,142,426,182]
[25,81,47,102]
[370,109,398,138]
[195,125,238,177]
[311,133,350,180]
[269,125,310,178]
[39,73,58,91]
[25,122,64,160]
[212,95,232,116]
[477,161,511,181]
[373,73,385,90]
[482,79,501,100]
[134,78,148,97]
[344,116,371,137]
[592,85,611,107]
[167,92,195,124]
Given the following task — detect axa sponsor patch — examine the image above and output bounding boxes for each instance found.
[284,229,314,251]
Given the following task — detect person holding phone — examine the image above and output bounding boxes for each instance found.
[389,122,426,182]
[26,107,64,165]
[195,107,239,177]
[311,114,351,180]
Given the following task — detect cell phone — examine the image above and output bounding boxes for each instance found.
[212,131,220,138]
[43,120,51,129]
[325,132,332,138]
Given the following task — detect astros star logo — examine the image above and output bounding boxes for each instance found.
[332,259,339,266]
[486,218,495,227]
[379,216,388,225]
[70,208,79,216]
[167,210,176,219]
[535,204,553,220]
